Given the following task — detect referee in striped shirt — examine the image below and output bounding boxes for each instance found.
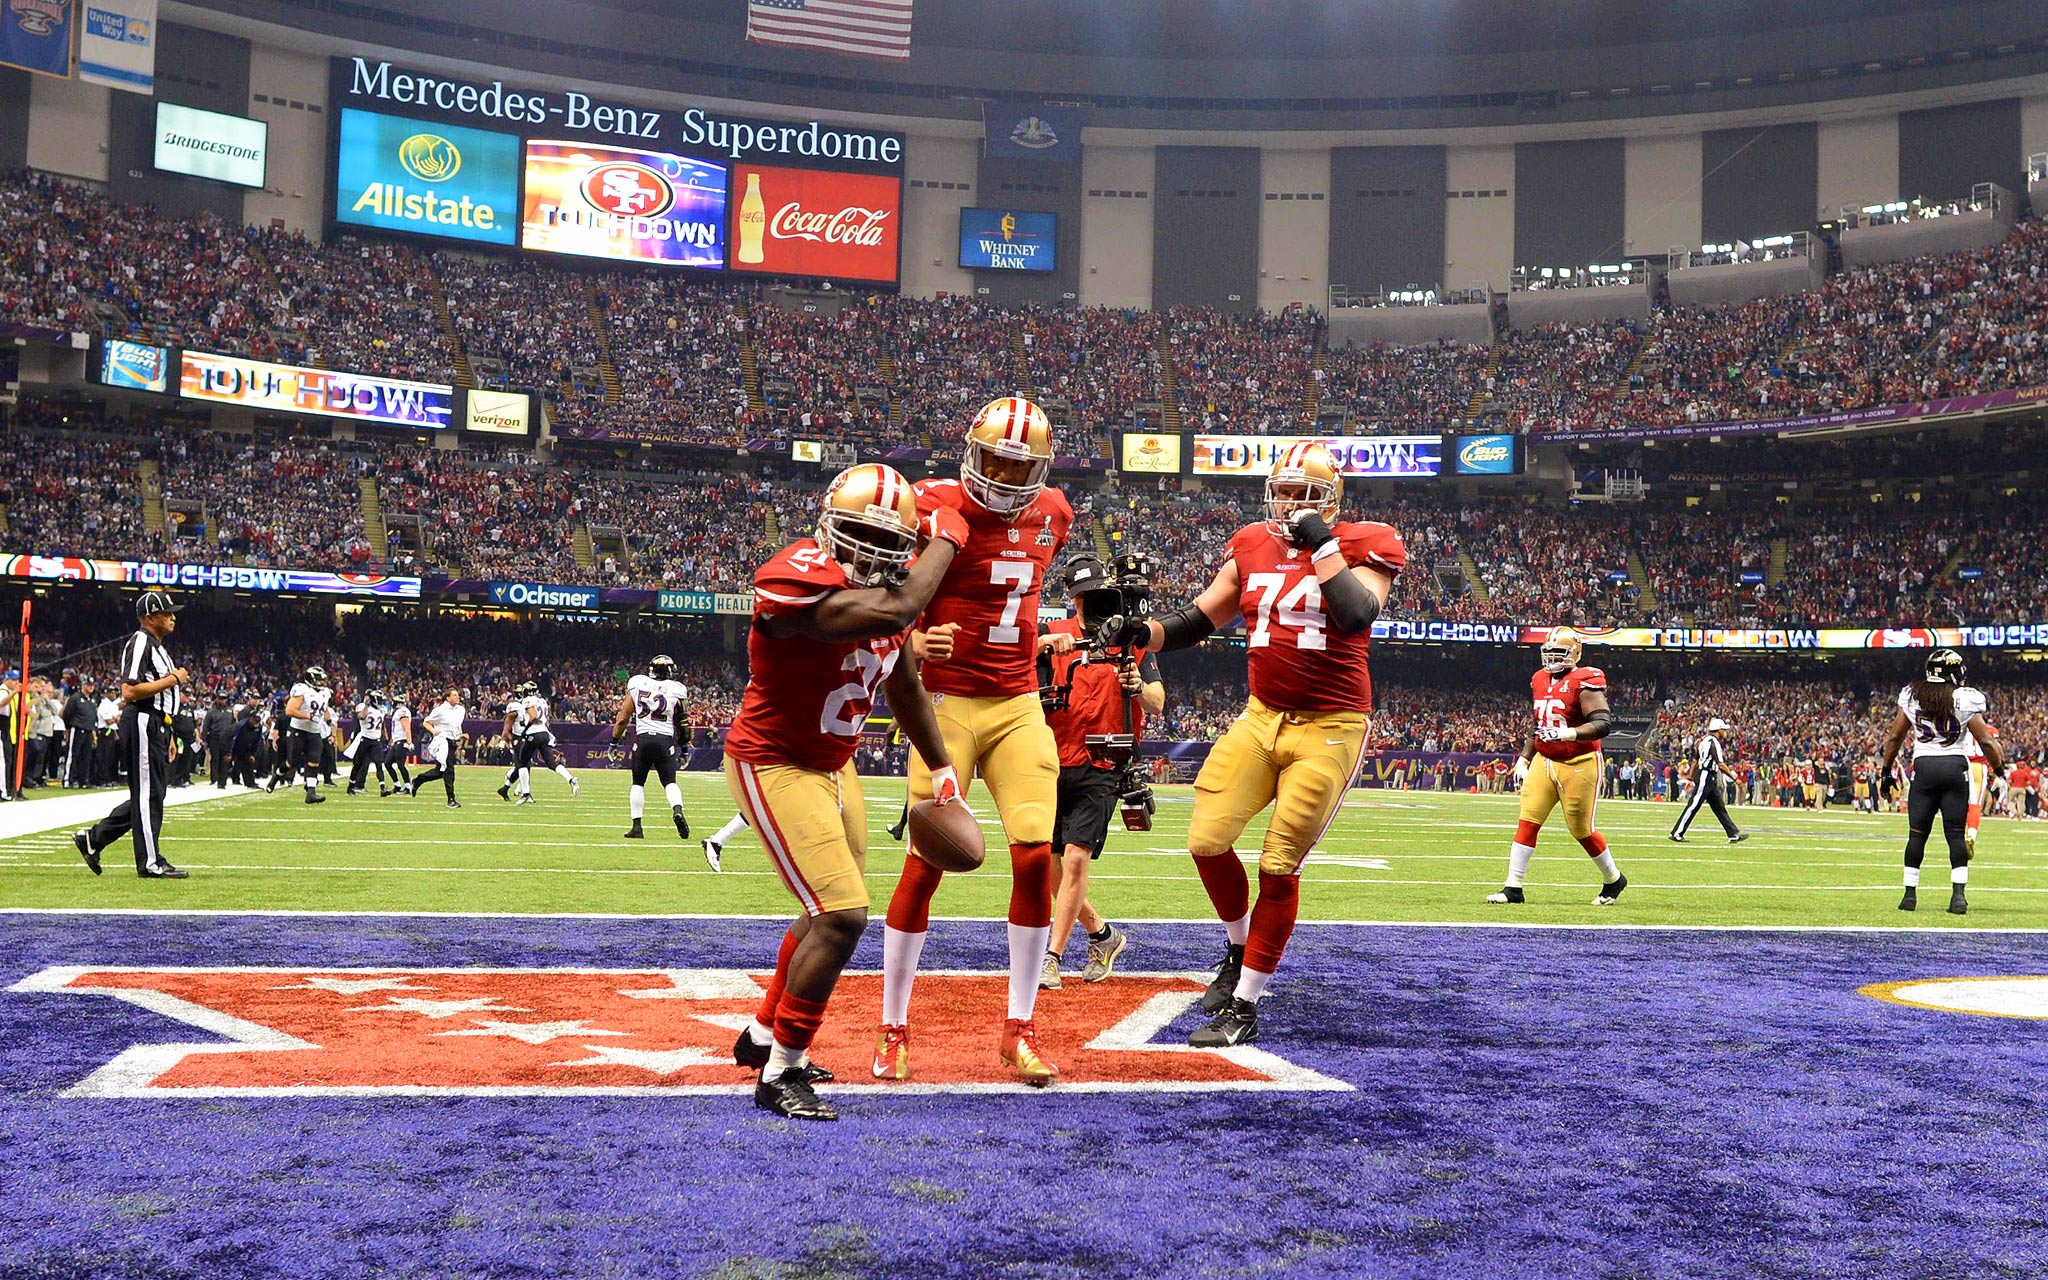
[1668,717,1748,844]
[74,590,192,879]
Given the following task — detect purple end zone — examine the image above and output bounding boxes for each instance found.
[3,914,2046,1280]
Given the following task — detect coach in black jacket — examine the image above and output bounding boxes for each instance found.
[203,700,236,788]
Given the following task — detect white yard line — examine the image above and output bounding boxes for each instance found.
[0,785,256,841]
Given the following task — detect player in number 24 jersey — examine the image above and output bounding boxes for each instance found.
[722,463,965,1122]
[877,396,1073,1087]
[1113,441,1404,1049]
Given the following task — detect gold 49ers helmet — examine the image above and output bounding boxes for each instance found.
[1265,440,1343,527]
[961,396,1053,517]
[818,463,920,587]
[1540,626,1584,674]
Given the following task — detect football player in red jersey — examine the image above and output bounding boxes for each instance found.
[1109,441,1404,1048]
[1485,627,1626,906]
[723,463,969,1122]
[876,395,1073,1086]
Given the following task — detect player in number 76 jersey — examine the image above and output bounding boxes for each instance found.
[722,463,967,1122]
[1111,441,1404,1049]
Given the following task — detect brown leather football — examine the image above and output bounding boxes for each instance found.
[907,798,986,873]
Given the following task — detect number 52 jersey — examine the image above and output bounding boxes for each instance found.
[724,539,908,774]
[1225,520,1405,712]
[913,478,1071,699]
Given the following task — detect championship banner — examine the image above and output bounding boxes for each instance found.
[1119,431,1181,474]
[77,0,151,92]
[1192,435,1442,479]
[1,555,420,598]
[179,350,454,430]
[981,103,1083,164]
[0,0,74,77]
[521,140,726,267]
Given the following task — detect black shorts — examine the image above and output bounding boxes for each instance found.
[631,737,678,787]
[1053,763,1121,860]
[513,734,559,771]
[287,729,325,771]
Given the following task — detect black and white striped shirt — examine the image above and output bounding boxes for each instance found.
[1694,734,1724,777]
[120,628,178,716]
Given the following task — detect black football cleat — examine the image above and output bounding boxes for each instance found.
[496,784,511,802]
[139,862,189,880]
[1729,832,1749,844]
[1594,874,1628,906]
[672,806,690,839]
[1485,885,1524,904]
[886,813,907,841]
[1948,887,1968,916]
[74,829,100,877]
[446,799,461,809]
[623,821,644,839]
[1201,943,1246,1014]
[754,1069,838,1121]
[305,792,326,804]
[732,1031,834,1082]
[1667,832,1687,843]
[1899,888,1917,912]
[1189,997,1259,1047]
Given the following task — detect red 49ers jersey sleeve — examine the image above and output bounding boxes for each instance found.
[1226,519,1402,714]
[724,539,907,774]
[914,480,1071,698]
[1531,666,1606,761]
[1042,615,1156,769]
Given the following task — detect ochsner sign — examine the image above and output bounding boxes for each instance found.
[1192,435,1444,479]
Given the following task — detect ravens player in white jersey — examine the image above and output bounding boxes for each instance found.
[498,681,578,804]
[345,690,391,796]
[611,655,691,844]
[283,667,334,805]
[382,692,414,797]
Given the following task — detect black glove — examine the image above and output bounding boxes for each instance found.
[1098,613,1151,651]
[1288,509,1334,552]
[611,730,625,745]
[1879,773,1898,803]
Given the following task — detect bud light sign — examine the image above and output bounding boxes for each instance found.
[520,140,726,267]
[1452,434,1519,475]
[726,164,900,284]
[959,208,1056,273]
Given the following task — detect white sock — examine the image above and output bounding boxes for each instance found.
[764,1038,805,1081]
[517,768,531,796]
[1233,966,1275,1003]
[629,785,645,819]
[1903,866,1921,888]
[555,765,575,783]
[881,926,926,1026]
[1591,852,1619,882]
[1222,912,1251,946]
[746,1018,773,1045]
[664,782,684,810]
[1952,866,1969,885]
[1506,843,1535,888]
[714,813,748,844]
[305,778,316,793]
[1008,922,1052,1020]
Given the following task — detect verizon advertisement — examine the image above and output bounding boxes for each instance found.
[727,164,900,285]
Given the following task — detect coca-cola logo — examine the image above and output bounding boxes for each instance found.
[768,202,891,247]
[579,163,674,218]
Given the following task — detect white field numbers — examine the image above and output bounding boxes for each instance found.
[822,644,901,737]
[988,560,1035,645]
[1245,572,1327,651]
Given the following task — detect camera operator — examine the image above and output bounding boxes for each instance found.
[1037,555,1165,989]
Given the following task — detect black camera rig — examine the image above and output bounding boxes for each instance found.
[1037,551,1159,831]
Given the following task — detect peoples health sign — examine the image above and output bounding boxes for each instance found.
[179,350,453,430]
[1192,435,1442,478]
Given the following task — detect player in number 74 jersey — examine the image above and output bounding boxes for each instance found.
[1110,441,1404,1049]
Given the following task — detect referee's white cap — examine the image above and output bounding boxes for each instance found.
[1706,717,1731,732]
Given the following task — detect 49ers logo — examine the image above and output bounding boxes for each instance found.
[580,163,674,218]
[769,202,890,247]
[11,967,1349,1096]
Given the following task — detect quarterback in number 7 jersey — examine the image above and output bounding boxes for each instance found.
[876,395,1073,1087]
[1484,627,1627,907]
[721,463,965,1122]
[1112,441,1403,1048]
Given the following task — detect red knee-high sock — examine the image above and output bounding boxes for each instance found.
[756,925,801,1026]
[772,991,830,1052]
[1194,850,1251,923]
[1577,832,1608,857]
[886,848,947,932]
[1244,871,1300,974]
[1008,842,1054,928]
[1515,820,1543,847]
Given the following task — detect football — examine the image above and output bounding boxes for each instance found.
[907,799,986,873]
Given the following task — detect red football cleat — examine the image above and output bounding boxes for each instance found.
[999,1017,1058,1087]
[872,1023,911,1080]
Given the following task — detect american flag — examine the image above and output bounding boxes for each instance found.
[746,0,913,61]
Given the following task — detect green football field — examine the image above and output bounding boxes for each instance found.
[2,771,2043,928]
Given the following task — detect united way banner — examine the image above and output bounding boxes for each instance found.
[982,102,1083,164]
[77,0,152,93]
[0,0,75,78]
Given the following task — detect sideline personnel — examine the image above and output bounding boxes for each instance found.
[74,591,192,879]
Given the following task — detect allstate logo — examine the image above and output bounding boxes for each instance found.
[1008,116,1060,150]
[398,133,461,182]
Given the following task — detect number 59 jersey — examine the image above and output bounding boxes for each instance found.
[724,539,908,774]
[1226,520,1405,713]
[913,479,1071,699]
